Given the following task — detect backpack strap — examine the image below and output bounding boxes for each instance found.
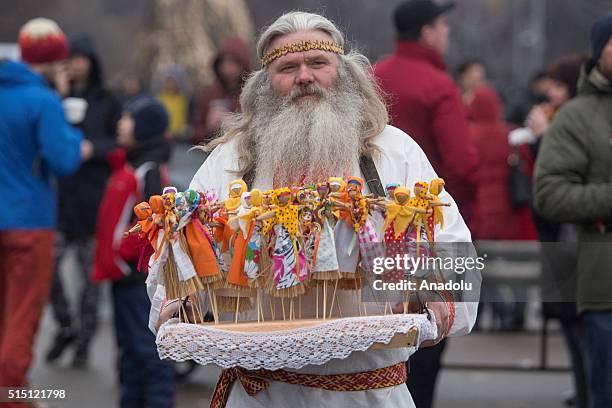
[359,155,385,197]
[134,161,157,198]
[241,155,384,196]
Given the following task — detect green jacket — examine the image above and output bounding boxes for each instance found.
[533,62,612,314]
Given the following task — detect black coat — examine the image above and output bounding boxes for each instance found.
[57,84,122,237]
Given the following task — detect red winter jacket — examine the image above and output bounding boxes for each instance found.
[374,42,479,225]
[467,86,537,240]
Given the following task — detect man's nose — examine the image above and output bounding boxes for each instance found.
[295,65,314,85]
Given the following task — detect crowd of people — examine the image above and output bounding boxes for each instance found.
[0,1,611,408]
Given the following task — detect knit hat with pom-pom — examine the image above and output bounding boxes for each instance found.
[18,18,69,64]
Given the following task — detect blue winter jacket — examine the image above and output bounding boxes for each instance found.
[0,61,82,229]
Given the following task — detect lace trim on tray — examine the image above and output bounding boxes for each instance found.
[156,313,437,370]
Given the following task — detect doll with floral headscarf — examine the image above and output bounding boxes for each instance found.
[209,183,259,316]
[215,179,247,256]
[410,181,450,243]
[408,181,450,258]
[331,178,380,272]
[328,177,359,277]
[295,187,316,264]
[159,187,203,300]
[227,191,256,290]
[310,182,340,281]
[380,187,428,282]
[144,195,165,271]
[425,178,448,242]
[238,189,265,286]
[257,188,308,298]
[151,187,177,294]
[162,187,179,239]
[183,190,223,289]
[340,177,384,287]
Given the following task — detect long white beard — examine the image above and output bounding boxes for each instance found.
[251,70,364,187]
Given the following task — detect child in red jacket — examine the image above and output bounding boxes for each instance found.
[95,94,175,407]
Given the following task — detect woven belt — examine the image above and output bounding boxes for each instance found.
[210,362,407,408]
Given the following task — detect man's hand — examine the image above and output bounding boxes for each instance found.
[526,105,550,136]
[390,290,450,348]
[80,140,93,162]
[54,61,71,98]
[420,302,449,348]
[155,298,199,331]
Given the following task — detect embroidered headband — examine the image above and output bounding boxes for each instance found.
[261,40,344,66]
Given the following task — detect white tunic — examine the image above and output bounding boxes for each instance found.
[169,125,478,407]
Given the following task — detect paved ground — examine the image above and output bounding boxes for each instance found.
[25,143,574,407]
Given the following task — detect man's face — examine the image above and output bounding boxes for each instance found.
[117,112,136,148]
[218,56,243,84]
[546,80,570,108]
[162,76,180,93]
[532,76,553,98]
[460,64,486,93]
[69,54,91,83]
[598,37,612,79]
[267,30,340,99]
[121,76,141,97]
[422,16,450,56]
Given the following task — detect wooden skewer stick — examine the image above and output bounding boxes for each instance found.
[328,279,339,319]
[256,292,260,323]
[337,293,343,318]
[194,298,204,324]
[213,292,220,324]
[269,298,275,321]
[354,279,362,317]
[281,297,286,321]
[234,295,240,324]
[315,284,319,319]
[259,292,265,323]
[207,285,219,324]
[323,281,327,321]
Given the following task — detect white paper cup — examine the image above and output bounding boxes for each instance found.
[63,97,88,124]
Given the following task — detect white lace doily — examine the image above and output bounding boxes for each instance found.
[156,314,437,370]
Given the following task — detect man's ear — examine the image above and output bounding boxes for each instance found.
[419,25,435,48]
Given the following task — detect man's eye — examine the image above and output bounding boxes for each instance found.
[280,65,296,72]
[310,60,326,67]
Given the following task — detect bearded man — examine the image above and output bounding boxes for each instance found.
[157,11,477,408]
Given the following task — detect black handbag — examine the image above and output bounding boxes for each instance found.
[508,147,532,208]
